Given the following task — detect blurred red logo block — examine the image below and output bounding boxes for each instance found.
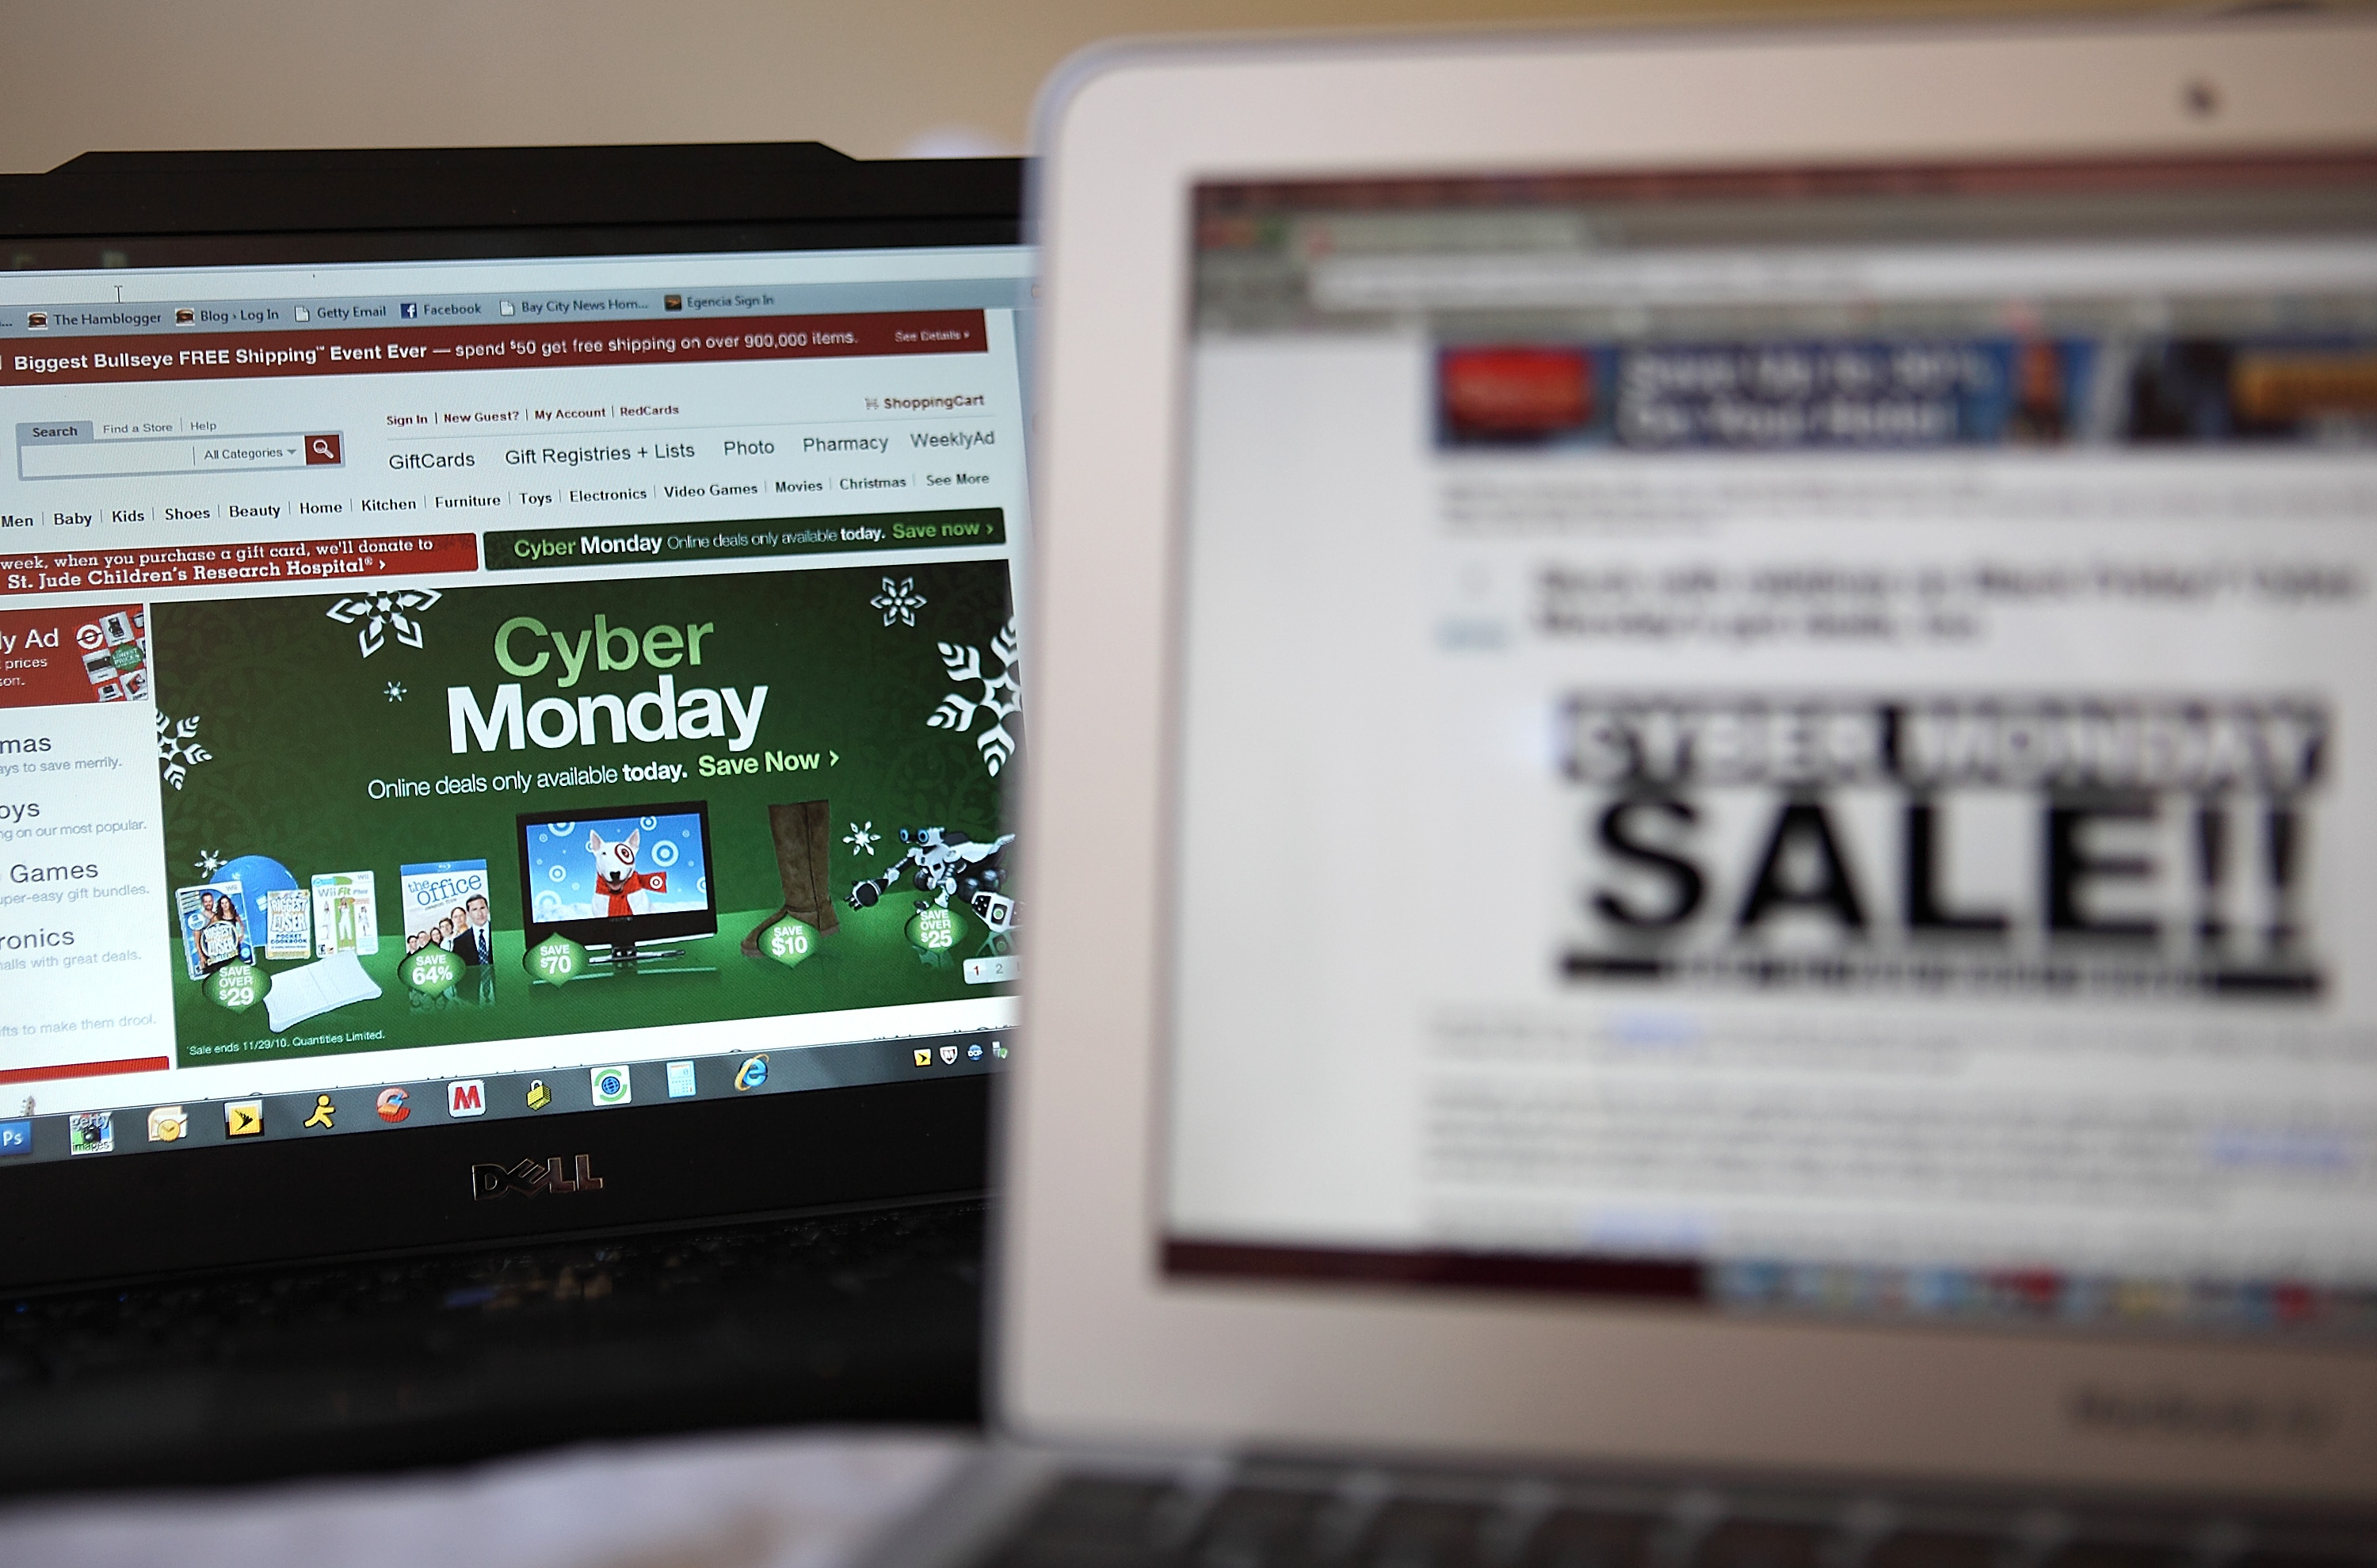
[1440,346,1592,440]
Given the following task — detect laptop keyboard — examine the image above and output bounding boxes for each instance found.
[0,1198,985,1493]
[975,1467,2372,1568]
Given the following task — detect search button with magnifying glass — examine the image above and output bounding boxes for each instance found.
[304,433,343,466]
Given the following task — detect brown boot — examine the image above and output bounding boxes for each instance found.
[743,800,840,956]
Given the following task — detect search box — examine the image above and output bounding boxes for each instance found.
[16,431,345,481]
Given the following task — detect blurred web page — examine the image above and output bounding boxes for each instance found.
[1165,164,2377,1337]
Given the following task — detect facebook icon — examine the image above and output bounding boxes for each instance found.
[0,1120,32,1157]
[399,302,419,319]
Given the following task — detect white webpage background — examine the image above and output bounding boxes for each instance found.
[1166,330,2377,1288]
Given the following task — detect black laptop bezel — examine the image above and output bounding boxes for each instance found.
[0,143,1020,1295]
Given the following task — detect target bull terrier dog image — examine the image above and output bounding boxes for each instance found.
[588,826,667,918]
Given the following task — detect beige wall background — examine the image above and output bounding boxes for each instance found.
[0,0,2177,172]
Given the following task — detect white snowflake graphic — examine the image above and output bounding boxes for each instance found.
[927,617,1021,776]
[870,577,927,628]
[157,711,212,792]
[326,587,441,658]
[843,821,880,856]
[384,682,407,702]
[193,849,224,877]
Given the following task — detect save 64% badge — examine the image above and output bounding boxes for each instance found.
[403,945,460,993]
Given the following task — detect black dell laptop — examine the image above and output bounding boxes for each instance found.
[0,144,1027,1493]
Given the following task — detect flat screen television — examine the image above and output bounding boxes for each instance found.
[517,801,719,963]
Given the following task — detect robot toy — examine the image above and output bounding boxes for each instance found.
[849,826,1015,914]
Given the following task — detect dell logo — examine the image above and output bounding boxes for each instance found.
[471,1154,605,1200]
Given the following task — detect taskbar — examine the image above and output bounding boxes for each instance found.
[1164,1237,2377,1341]
[0,1028,1005,1165]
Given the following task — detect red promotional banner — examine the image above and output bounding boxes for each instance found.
[0,1056,172,1085]
[0,311,986,387]
[0,534,479,599]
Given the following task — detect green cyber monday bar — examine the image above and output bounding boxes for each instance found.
[484,509,1004,571]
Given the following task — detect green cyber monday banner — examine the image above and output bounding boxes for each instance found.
[151,559,1018,1066]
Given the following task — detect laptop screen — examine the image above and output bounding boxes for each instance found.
[1166,158,2377,1340]
[0,242,1026,1164]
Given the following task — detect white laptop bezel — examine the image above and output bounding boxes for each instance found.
[1008,16,2377,1501]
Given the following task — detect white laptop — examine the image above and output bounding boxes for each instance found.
[887,16,2377,1563]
